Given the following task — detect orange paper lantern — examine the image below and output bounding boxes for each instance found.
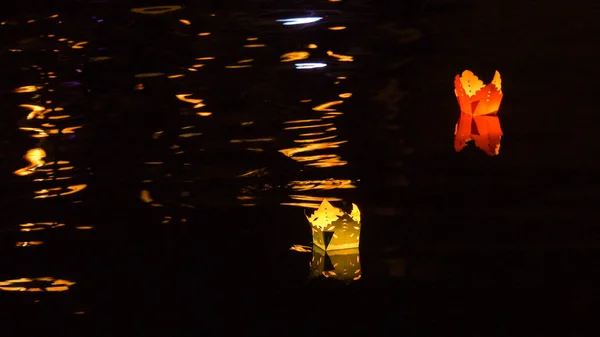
[454,70,503,156]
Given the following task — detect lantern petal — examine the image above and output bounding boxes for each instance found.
[459,70,486,97]
[454,75,473,115]
[491,70,502,92]
[472,81,503,116]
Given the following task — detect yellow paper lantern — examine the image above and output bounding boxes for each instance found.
[305,199,361,251]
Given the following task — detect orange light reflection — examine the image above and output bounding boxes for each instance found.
[14,148,46,176]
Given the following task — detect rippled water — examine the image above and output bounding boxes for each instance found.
[1,1,418,332]
[4,1,598,335]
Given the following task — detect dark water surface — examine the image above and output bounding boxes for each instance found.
[1,0,599,336]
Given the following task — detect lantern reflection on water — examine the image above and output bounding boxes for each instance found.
[130,6,182,15]
[454,70,503,156]
[310,246,361,282]
[305,199,360,251]
[0,277,75,292]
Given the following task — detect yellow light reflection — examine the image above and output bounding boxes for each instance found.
[339,93,352,98]
[307,44,318,49]
[20,104,47,120]
[48,115,70,120]
[294,135,337,143]
[131,5,182,15]
[13,86,38,93]
[327,50,353,62]
[226,65,252,69]
[198,32,211,36]
[312,100,344,111]
[179,19,191,25]
[176,94,203,104]
[14,148,46,176]
[300,132,324,136]
[16,241,44,247]
[135,73,164,78]
[230,138,273,143]
[328,26,346,30]
[71,41,88,49]
[280,202,322,208]
[295,155,347,167]
[33,184,87,199]
[290,195,343,203]
[196,57,215,60]
[60,126,82,134]
[283,119,322,124]
[18,127,48,138]
[283,123,334,130]
[280,142,348,167]
[244,44,266,48]
[20,222,65,232]
[76,226,93,230]
[237,168,268,178]
[280,141,347,156]
[168,74,185,79]
[140,190,153,203]
[0,277,76,292]
[280,51,310,62]
[179,132,202,138]
[289,245,312,253]
[287,179,356,191]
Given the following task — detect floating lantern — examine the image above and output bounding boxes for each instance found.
[454,70,503,156]
[310,246,361,282]
[305,199,360,251]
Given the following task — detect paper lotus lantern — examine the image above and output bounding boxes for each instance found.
[310,246,361,282]
[305,199,360,251]
[454,70,503,156]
